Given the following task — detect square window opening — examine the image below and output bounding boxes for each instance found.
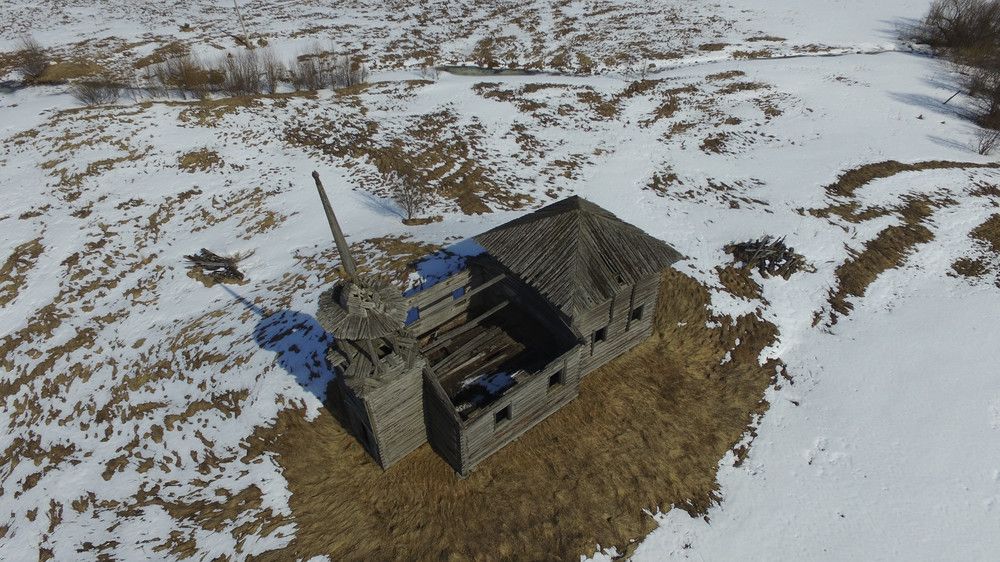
[494,405,511,427]
[593,327,607,343]
[548,370,565,389]
[631,305,644,322]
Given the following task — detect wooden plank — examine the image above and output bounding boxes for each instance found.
[422,300,509,354]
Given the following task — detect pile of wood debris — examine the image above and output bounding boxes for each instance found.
[184,248,251,285]
[725,236,808,279]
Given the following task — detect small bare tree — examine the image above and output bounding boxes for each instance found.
[386,171,429,222]
[289,52,331,91]
[332,54,368,88]
[218,48,263,96]
[419,65,439,81]
[260,48,282,93]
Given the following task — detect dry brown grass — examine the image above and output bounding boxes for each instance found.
[717,81,767,95]
[248,269,778,561]
[285,109,532,215]
[700,132,728,153]
[705,70,746,81]
[0,238,44,307]
[717,265,764,301]
[951,256,989,277]
[134,41,190,69]
[824,160,1000,199]
[828,209,935,316]
[809,160,1000,321]
[970,213,1000,253]
[178,148,224,172]
[36,61,107,84]
[732,49,772,59]
[699,42,730,51]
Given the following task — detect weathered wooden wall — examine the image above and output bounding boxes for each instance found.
[422,367,464,474]
[576,272,660,376]
[459,346,582,474]
[347,364,427,469]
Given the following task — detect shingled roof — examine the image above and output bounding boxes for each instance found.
[474,196,683,318]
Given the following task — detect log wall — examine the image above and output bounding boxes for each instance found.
[458,345,582,475]
[422,366,464,473]
[576,272,660,375]
[351,364,428,469]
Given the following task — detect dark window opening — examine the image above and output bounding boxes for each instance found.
[494,405,511,427]
[548,370,565,390]
[593,327,607,343]
[631,305,644,322]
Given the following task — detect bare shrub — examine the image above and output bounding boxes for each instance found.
[386,171,430,221]
[332,54,368,88]
[260,48,283,94]
[153,54,221,99]
[218,49,263,96]
[978,127,1000,154]
[289,55,331,91]
[915,1,1000,129]
[69,79,121,105]
[967,63,1000,128]
[14,36,49,82]
[916,0,1000,62]
[419,65,439,81]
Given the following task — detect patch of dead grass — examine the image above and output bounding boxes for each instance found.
[717,265,764,301]
[699,42,729,51]
[828,212,934,317]
[970,213,1000,254]
[732,49,772,59]
[700,132,729,153]
[950,256,989,277]
[705,70,746,81]
[824,160,1000,199]
[248,269,778,561]
[178,149,224,172]
[36,61,108,83]
[0,238,44,307]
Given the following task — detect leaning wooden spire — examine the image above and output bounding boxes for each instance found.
[312,170,358,280]
[312,171,408,342]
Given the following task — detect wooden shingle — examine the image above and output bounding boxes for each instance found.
[474,196,683,318]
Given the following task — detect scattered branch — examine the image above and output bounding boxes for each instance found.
[725,236,809,278]
[184,248,253,284]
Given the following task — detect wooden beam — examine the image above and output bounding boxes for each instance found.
[422,300,509,354]
[312,171,358,279]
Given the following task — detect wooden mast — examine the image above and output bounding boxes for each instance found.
[312,170,358,280]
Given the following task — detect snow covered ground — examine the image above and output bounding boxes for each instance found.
[2,0,999,560]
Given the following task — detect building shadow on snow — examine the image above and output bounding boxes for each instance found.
[222,286,346,418]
